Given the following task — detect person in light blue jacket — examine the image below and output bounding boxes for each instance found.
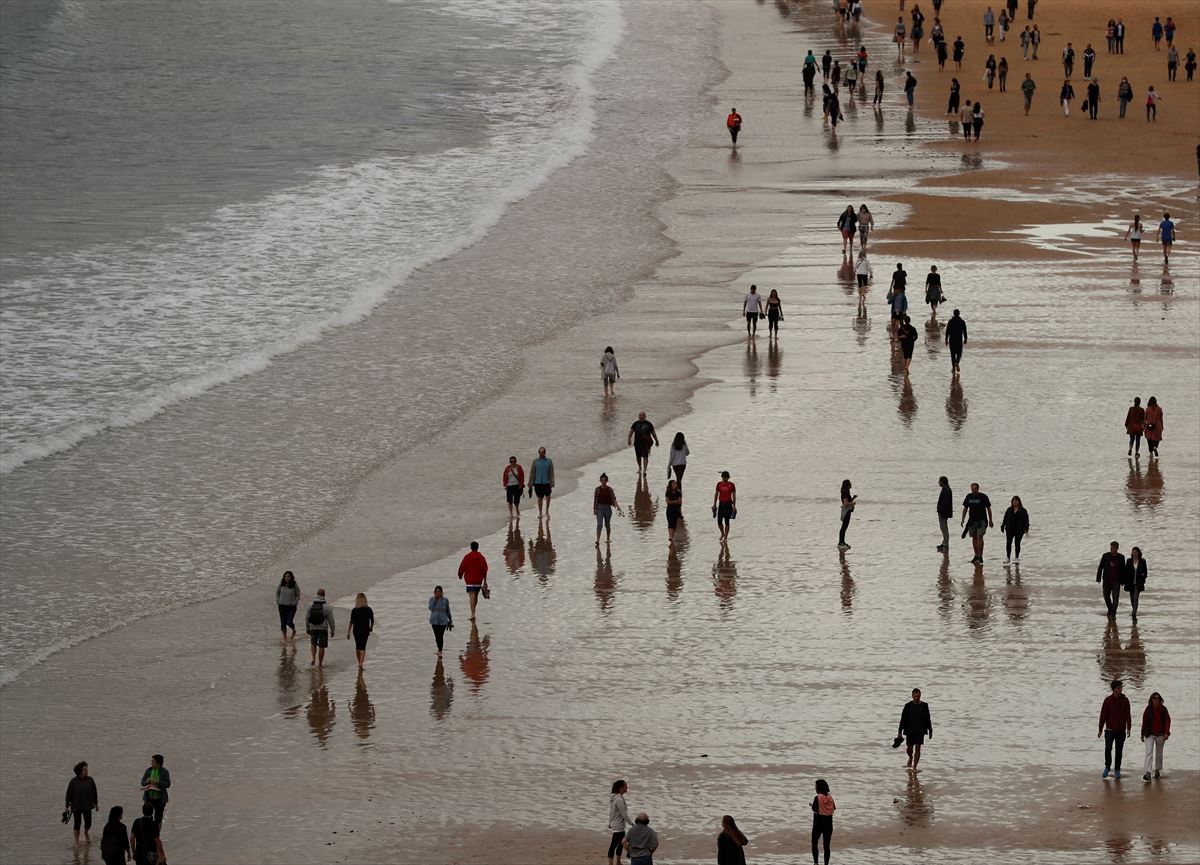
[428,586,453,657]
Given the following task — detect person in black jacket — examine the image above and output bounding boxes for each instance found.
[1096,542,1126,618]
[1123,546,1147,621]
[1000,495,1029,563]
[944,310,967,373]
[65,761,99,845]
[99,806,130,865]
[898,688,933,769]
[936,476,953,552]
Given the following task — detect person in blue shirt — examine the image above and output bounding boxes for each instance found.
[1155,213,1175,263]
[527,446,556,519]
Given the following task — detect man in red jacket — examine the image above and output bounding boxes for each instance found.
[1097,679,1132,779]
[458,541,489,621]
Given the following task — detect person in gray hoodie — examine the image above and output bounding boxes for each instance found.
[607,779,633,865]
[275,570,300,641]
[623,813,659,865]
[305,588,335,667]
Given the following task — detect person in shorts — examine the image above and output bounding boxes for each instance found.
[712,471,737,543]
[627,412,659,475]
[959,483,993,564]
[457,541,489,620]
[897,315,919,373]
[1155,212,1175,262]
[502,456,524,519]
[898,688,933,769]
[742,284,765,336]
[528,447,555,519]
[304,588,335,667]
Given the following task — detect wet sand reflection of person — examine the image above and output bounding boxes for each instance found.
[838,254,855,291]
[964,564,992,631]
[666,531,688,601]
[503,524,525,575]
[937,555,954,622]
[601,389,618,438]
[349,671,375,744]
[277,642,299,708]
[744,339,761,398]
[1125,456,1164,510]
[896,373,918,427]
[1103,831,1136,863]
[1098,620,1147,688]
[767,340,783,384]
[306,681,336,748]
[1002,565,1029,625]
[713,545,738,611]
[898,771,933,826]
[459,623,490,695]
[924,315,943,356]
[528,522,556,586]
[839,551,855,613]
[631,474,656,533]
[945,375,968,431]
[855,292,871,346]
[594,547,617,613]
[430,658,454,721]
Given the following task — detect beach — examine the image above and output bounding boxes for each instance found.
[1,1,1199,864]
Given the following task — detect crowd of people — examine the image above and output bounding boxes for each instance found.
[62,756,170,865]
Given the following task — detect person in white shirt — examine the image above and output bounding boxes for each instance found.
[855,255,873,288]
[667,432,689,487]
[743,284,765,336]
[608,780,633,865]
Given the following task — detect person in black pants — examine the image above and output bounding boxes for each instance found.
[947,78,961,113]
[1000,495,1029,562]
[1086,79,1100,119]
[838,479,856,550]
[811,779,836,865]
[944,309,967,373]
[898,688,933,769]
[1096,541,1126,618]
[936,476,953,552]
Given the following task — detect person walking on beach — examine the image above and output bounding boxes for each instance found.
[827,88,844,130]
[888,263,907,324]
[855,254,873,288]
[130,803,165,865]
[716,815,748,865]
[898,688,933,769]
[947,78,961,114]
[623,813,659,865]
[985,54,997,90]
[1061,42,1074,79]
[898,315,919,373]
[936,476,953,552]
[457,540,490,619]
[1083,43,1096,79]
[1165,16,1176,48]
[713,471,737,544]
[838,479,856,550]
[99,806,130,865]
[831,60,841,90]
[139,754,170,826]
[601,346,620,395]
[1097,541,1125,618]
[1115,19,1125,54]
[1185,48,1197,81]
[608,780,633,865]
[1020,72,1036,114]
[628,411,659,473]
[983,5,995,43]
[1124,546,1147,621]
[275,570,300,641]
[529,446,555,518]
[960,482,993,564]
[1145,85,1161,121]
[667,432,689,486]
[1000,495,1029,563]
[857,204,874,248]
[1124,396,1145,455]
[937,36,949,70]
[1031,24,1041,59]
[874,70,885,105]
[1098,679,1132,779]
[502,456,525,520]
[594,473,623,547]
[803,60,818,98]
[998,57,1009,91]
[953,36,965,70]
[1143,396,1164,456]
[895,17,907,59]
[346,592,374,670]
[1167,45,1179,82]
[1086,78,1100,120]
[1059,79,1075,116]
[428,585,452,657]
[65,761,99,845]
[1155,214,1174,262]
[766,288,784,338]
[743,284,766,336]
[960,100,974,140]
[889,283,908,337]
[664,478,683,547]
[726,108,742,146]
[811,780,836,865]
[944,308,967,373]
[845,61,859,94]
[304,588,335,667]
[971,101,985,140]
[1020,26,1031,60]
[837,206,858,253]
[822,50,833,82]
[1152,17,1164,51]
[904,71,917,107]
[1117,77,1134,118]
[925,265,943,314]
[1141,693,1170,781]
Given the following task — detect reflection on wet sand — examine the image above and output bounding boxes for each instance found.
[601,392,618,437]
[897,771,933,827]
[766,340,782,383]
[666,530,688,601]
[855,292,871,346]
[430,658,454,722]
[945,375,968,431]
[594,548,617,613]
[1098,620,1147,689]
[1125,457,1164,510]
[349,671,375,744]
[713,544,738,610]
[937,555,953,622]
[1104,833,1136,863]
[503,524,525,575]
[630,475,656,533]
[895,373,918,427]
[459,623,490,696]
[839,551,855,613]
[278,642,299,708]
[837,254,855,290]
[528,522,556,586]
[1002,565,1029,625]
[924,315,943,356]
[963,564,992,632]
[743,339,760,397]
[306,681,336,748]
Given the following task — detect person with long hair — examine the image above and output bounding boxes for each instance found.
[1000,495,1029,563]
[838,480,856,550]
[713,471,737,544]
[99,806,130,865]
[946,77,961,114]
[857,205,874,248]
[1123,546,1147,621]
[766,289,784,339]
[1124,396,1145,455]
[276,570,300,641]
[667,432,689,487]
[607,780,633,865]
[664,479,683,547]
[347,592,375,670]
[716,814,748,865]
[428,585,452,657]
[594,473,623,547]
[1124,213,1143,259]
[1143,396,1164,456]
[837,206,858,253]
[811,779,836,864]
[1141,692,1171,781]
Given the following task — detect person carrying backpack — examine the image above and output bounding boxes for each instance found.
[305,588,336,667]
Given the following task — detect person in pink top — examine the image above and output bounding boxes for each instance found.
[1143,396,1164,457]
[811,779,836,865]
[457,541,489,620]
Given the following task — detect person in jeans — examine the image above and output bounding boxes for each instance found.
[1098,679,1132,779]
[139,754,171,825]
[275,570,300,641]
[428,585,452,657]
[1123,547,1147,621]
[623,813,659,865]
[999,495,1029,563]
[936,476,953,552]
[65,761,99,845]
[1096,541,1125,618]
[1141,692,1171,781]
[898,688,933,769]
[594,473,623,547]
[608,780,633,865]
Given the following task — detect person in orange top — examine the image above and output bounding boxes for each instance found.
[713,471,737,543]
[726,108,742,145]
[1124,396,1145,457]
[1143,396,1164,457]
[457,541,489,620]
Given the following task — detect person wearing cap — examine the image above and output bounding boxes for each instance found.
[1096,541,1125,619]
[712,471,737,543]
[898,688,933,770]
[622,813,660,865]
[1098,679,1132,779]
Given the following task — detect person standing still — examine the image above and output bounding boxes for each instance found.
[713,471,737,544]
[1143,396,1164,456]
[428,585,452,657]
[275,570,300,641]
[502,456,525,520]
[139,754,170,826]
[608,780,633,865]
[1083,43,1096,78]
[898,688,933,769]
[65,761,99,845]
[1123,546,1147,621]
[1096,541,1125,618]
[1141,693,1171,781]
[726,108,742,145]
[716,815,749,865]
[628,411,659,474]
[130,803,165,865]
[944,308,967,373]
[936,476,953,552]
[305,588,335,667]
[529,447,556,519]
[1124,396,1145,455]
[624,814,660,865]
[1000,495,1029,563]
[960,482,993,564]
[1098,679,1132,779]
[838,479,856,550]
[811,780,836,865]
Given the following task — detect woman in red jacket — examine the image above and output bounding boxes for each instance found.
[502,457,525,519]
[1124,397,1145,457]
[1141,692,1171,781]
[1143,396,1164,456]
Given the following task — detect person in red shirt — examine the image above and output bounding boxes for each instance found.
[457,541,489,621]
[712,471,737,543]
[1097,678,1133,779]
[1141,692,1171,781]
[726,108,742,146]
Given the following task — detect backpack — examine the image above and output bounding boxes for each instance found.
[307,604,326,627]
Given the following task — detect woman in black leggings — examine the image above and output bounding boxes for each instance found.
[1000,495,1029,563]
[838,480,856,550]
[811,778,836,864]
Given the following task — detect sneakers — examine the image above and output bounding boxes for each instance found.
[838,543,851,550]
[1004,557,1011,563]
[1115,770,1122,779]
[1143,773,1151,781]
[1102,768,1110,779]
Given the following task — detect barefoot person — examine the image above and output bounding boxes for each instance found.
[743,284,766,336]
[601,346,620,395]
[1096,541,1125,618]
[628,411,659,474]
[1124,546,1147,621]
[428,585,452,657]
[346,592,375,670]
[594,473,623,547]
[1144,396,1164,456]
[304,589,335,667]
[275,570,300,641]
[65,761,99,846]
[1141,692,1171,781]
[139,754,170,825]
[924,266,943,315]
[897,315,919,373]
[529,447,556,518]
[1124,214,1143,260]
[1000,495,1029,563]
[665,479,683,547]
[838,479,856,550]
[713,471,737,543]
[944,308,967,373]
[457,541,489,621]
[1155,213,1175,262]
[811,780,836,865]
[1124,397,1145,456]
[936,476,953,552]
[608,780,633,865]
[960,482,993,564]
[726,107,742,145]
[502,456,525,520]
[898,688,933,769]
